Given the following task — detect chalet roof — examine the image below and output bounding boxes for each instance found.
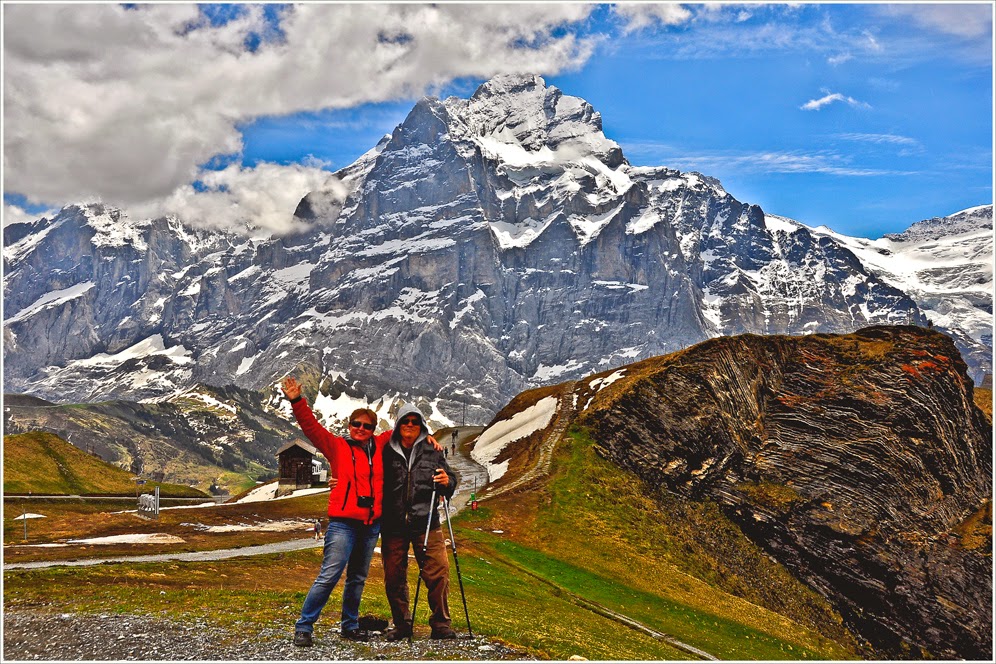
[275,439,318,457]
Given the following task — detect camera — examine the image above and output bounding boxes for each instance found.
[356,495,374,508]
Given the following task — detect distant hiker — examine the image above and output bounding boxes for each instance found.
[280,377,441,647]
[444,447,449,458]
[313,518,322,540]
[380,405,459,641]
[283,376,382,645]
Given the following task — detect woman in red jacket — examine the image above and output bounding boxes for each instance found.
[282,376,439,646]
[283,376,383,646]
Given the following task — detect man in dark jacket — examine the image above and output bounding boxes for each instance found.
[381,404,459,640]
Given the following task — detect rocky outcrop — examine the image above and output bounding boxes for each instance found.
[577,326,992,659]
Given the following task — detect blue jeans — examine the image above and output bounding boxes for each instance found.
[295,518,381,633]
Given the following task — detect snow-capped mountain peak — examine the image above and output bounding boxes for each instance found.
[884,204,993,243]
[78,204,151,251]
[809,205,992,374]
[448,74,622,166]
[3,74,991,421]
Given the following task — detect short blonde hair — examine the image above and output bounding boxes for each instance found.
[349,408,377,426]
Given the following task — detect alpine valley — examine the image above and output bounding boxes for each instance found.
[2,74,993,661]
[2,73,992,452]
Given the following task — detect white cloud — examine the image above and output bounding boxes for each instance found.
[129,162,338,236]
[861,30,884,53]
[622,144,913,178]
[828,52,853,66]
[3,3,597,211]
[834,133,919,147]
[620,3,989,67]
[885,4,993,40]
[729,151,902,176]
[614,3,694,34]
[800,91,871,111]
[2,203,54,227]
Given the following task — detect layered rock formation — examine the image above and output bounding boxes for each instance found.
[575,325,991,659]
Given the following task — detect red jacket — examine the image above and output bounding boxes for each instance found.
[291,398,390,524]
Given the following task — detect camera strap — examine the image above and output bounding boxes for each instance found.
[348,440,375,521]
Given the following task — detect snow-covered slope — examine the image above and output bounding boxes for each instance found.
[811,205,992,376]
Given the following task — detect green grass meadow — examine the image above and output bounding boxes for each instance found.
[3,425,863,660]
[3,432,208,497]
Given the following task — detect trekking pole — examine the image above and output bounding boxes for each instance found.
[442,496,474,638]
[409,486,437,644]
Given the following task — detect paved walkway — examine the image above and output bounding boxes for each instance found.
[3,537,323,571]
[440,426,488,510]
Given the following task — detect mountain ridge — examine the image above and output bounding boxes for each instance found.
[3,430,210,497]
[3,74,991,422]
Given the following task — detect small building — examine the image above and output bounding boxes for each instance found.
[275,440,327,497]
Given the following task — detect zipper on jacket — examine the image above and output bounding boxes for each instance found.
[404,470,411,528]
[340,481,352,511]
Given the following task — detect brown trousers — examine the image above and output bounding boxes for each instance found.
[381,527,451,630]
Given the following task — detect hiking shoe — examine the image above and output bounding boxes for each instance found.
[293,631,313,647]
[430,625,457,640]
[385,625,412,642]
[340,628,371,642]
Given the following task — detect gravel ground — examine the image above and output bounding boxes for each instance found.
[3,611,532,661]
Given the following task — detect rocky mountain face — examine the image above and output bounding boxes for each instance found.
[3,75,991,427]
[561,326,989,659]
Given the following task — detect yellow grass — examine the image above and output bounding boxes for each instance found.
[4,432,205,497]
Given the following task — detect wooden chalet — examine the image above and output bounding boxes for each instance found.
[275,440,327,497]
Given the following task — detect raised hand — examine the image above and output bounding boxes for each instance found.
[281,376,302,400]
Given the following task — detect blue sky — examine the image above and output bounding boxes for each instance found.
[4,2,993,238]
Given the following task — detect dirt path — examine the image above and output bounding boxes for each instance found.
[477,382,576,502]
[3,537,323,571]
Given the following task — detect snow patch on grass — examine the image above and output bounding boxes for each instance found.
[583,369,628,410]
[67,533,186,545]
[233,484,329,504]
[194,519,313,533]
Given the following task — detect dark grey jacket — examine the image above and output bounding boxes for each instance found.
[382,404,457,536]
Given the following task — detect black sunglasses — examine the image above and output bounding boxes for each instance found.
[349,420,375,431]
[398,417,421,426]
